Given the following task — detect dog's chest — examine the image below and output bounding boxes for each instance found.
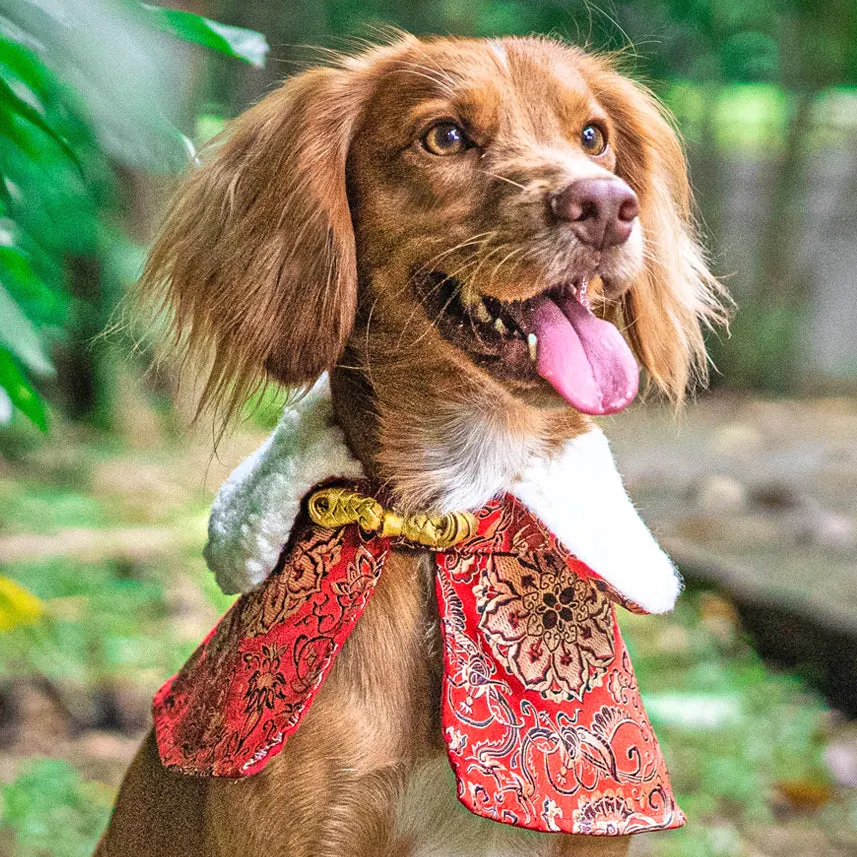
[397,559,547,855]
[395,757,558,857]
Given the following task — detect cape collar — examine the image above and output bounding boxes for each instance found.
[156,487,685,835]
[204,379,681,614]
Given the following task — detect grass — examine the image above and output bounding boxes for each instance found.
[1,760,113,857]
[0,415,853,856]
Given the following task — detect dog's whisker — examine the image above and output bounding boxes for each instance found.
[362,292,383,385]
[407,50,459,86]
[373,232,497,312]
[386,234,498,344]
[456,243,524,350]
[386,66,456,95]
[487,246,526,287]
[397,258,486,352]
[396,56,459,91]
[505,247,531,280]
[395,59,457,86]
[394,275,455,350]
[460,241,510,292]
[396,260,484,350]
[410,277,472,349]
[482,171,527,191]
[411,232,498,279]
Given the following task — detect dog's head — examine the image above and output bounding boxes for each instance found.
[142,35,725,427]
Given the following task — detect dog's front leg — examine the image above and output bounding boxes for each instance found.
[202,549,438,856]
[99,549,434,857]
[95,729,211,857]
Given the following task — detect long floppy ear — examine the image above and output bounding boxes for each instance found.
[583,56,730,402]
[139,65,369,420]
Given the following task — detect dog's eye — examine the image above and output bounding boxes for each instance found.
[581,124,607,156]
[422,122,469,155]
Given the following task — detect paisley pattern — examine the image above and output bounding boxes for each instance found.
[153,517,387,777]
[437,556,681,835]
[153,481,684,835]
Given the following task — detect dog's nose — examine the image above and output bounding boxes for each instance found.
[550,177,639,248]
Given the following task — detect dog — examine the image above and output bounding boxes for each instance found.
[97,34,726,857]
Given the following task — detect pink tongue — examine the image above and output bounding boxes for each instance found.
[533,293,639,415]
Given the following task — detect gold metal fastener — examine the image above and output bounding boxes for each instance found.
[307,486,476,549]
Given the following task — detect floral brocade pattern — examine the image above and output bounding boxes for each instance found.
[153,518,388,777]
[477,554,615,701]
[153,482,684,836]
[436,552,682,835]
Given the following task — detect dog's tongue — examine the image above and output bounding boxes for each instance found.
[532,291,639,415]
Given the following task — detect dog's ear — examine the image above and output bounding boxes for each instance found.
[583,57,730,403]
[139,65,370,419]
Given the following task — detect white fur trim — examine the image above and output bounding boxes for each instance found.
[509,430,681,614]
[205,389,680,612]
[203,379,363,594]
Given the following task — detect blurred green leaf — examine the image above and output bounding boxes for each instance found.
[140,4,269,67]
[0,347,47,430]
[0,245,68,327]
[0,73,80,169]
[0,283,53,376]
[721,30,780,82]
[0,0,268,432]
[0,33,55,97]
[0,0,199,173]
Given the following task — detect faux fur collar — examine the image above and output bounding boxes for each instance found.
[205,380,681,613]
[203,381,363,594]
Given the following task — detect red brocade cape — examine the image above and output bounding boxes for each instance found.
[154,482,684,836]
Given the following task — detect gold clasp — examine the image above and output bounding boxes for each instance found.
[307,487,476,549]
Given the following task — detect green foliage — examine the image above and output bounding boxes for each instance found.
[0,30,81,433]
[625,591,831,856]
[0,1,268,432]
[0,759,112,857]
[140,3,269,68]
[0,558,181,686]
[0,348,47,431]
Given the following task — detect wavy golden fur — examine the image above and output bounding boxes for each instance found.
[103,34,728,856]
[140,35,726,426]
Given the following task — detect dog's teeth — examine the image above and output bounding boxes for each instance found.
[527,333,538,361]
[473,301,492,323]
[493,318,508,335]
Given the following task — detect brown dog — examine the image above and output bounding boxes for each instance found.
[97,34,725,857]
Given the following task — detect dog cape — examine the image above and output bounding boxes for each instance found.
[153,480,684,837]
